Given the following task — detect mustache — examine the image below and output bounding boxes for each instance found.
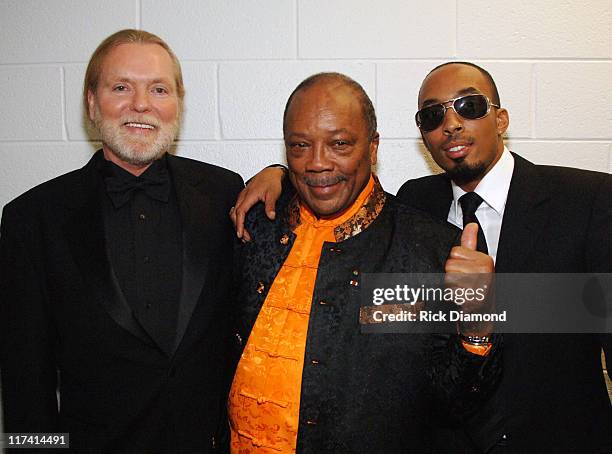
[443,134,474,147]
[302,174,348,187]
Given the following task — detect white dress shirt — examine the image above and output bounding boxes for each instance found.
[447,147,514,263]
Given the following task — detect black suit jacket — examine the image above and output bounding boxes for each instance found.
[0,151,244,453]
[398,153,612,453]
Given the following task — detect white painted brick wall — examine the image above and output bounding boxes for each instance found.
[535,62,612,139]
[458,0,612,58]
[0,0,611,211]
[0,66,64,141]
[179,62,219,140]
[64,64,97,141]
[141,0,296,60]
[219,61,376,139]
[507,141,610,171]
[0,143,97,203]
[0,0,136,64]
[298,0,456,58]
[376,140,444,195]
[377,61,438,139]
[176,142,286,181]
[1,0,611,436]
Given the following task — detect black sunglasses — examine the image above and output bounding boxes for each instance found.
[415,94,500,132]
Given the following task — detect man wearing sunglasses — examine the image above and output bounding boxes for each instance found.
[231,61,611,453]
[398,62,611,453]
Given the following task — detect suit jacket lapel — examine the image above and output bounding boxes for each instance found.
[400,174,453,222]
[427,175,454,222]
[495,153,552,272]
[169,156,212,353]
[404,156,551,271]
[64,154,155,346]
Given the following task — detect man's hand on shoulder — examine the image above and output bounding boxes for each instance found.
[230,166,286,242]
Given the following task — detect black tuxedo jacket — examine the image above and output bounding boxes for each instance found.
[0,151,243,453]
[398,153,611,453]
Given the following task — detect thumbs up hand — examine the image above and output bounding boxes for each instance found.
[445,223,495,337]
[445,223,492,273]
[460,222,478,250]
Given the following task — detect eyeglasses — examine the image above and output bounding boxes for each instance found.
[415,94,500,132]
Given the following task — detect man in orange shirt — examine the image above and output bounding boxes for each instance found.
[228,72,500,453]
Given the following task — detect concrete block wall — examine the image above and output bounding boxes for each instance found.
[0,0,611,438]
[1,0,611,209]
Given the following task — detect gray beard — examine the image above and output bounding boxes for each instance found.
[93,114,179,167]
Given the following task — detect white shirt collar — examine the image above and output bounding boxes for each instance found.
[450,146,514,218]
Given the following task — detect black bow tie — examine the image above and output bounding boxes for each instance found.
[104,168,170,208]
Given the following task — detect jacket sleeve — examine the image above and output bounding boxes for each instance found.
[585,173,612,380]
[0,204,59,433]
[429,332,503,424]
[428,228,503,424]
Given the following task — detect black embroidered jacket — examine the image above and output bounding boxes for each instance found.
[230,183,501,453]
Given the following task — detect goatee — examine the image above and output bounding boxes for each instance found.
[446,159,487,187]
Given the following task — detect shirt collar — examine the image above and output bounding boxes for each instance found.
[287,174,386,242]
[96,150,169,181]
[450,146,514,218]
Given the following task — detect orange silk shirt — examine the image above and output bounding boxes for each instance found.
[228,176,375,453]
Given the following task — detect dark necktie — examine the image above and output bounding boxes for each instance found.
[459,192,489,254]
[104,168,170,208]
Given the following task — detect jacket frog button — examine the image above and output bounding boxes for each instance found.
[256,281,265,294]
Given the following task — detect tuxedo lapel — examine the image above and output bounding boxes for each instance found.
[495,153,552,272]
[169,156,212,353]
[64,155,155,346]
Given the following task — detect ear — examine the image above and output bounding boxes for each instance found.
[87,89,96,122]
[369,132,380,166]
[495,107,509,136]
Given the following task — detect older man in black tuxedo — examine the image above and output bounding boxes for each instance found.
[1,29,243,453]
